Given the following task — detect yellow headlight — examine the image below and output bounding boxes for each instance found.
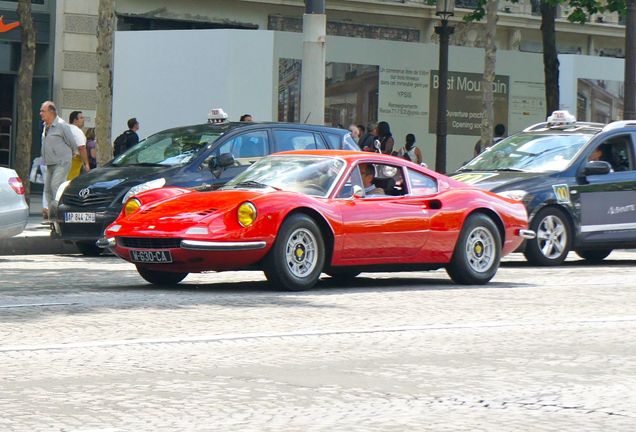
[124,198,142,217]
[237,202,257,227]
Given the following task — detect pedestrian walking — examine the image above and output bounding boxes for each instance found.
[67,110,91,179]
[394,133,423,164]
[85,127,97,169]
[40,101,78,208]
[359,122,377,152]
[113,118,140,157]
[374,121,394,154]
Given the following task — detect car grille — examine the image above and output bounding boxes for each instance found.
[118,237,182,249]
[63,191,113,208]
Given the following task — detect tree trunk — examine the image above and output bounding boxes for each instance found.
[95,0,115,167]
[624,0,636,119]
[479,0,498,155]
[540,1,559,117]
[14,0,36,199]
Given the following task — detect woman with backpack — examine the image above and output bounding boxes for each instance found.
[395,133,423,165]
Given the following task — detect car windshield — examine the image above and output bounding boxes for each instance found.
[111,125,230,167]
[461,133,594,172]
[223,155,346,197]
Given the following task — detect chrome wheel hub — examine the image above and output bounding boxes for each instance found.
[285,228,318,278]
[536,215,567,259]
[465,226,496,272]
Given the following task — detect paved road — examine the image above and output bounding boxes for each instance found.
[1,251,635,431]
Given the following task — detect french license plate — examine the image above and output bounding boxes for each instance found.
[130,249,173,264]
[64,212,96,223]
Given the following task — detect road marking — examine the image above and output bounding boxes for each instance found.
[0,302,76,309]
[2,315,636,353]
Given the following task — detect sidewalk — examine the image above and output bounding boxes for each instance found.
[0,193,79,255]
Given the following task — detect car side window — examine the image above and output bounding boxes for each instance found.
[324,133,342,149]
[216,131,269,159]
[336,166,363,199]
[314,133,328,149]
[407,169,438,196]
[274,130,321,152]
[593,134,635,172]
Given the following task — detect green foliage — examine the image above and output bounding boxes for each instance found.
[460,0,626,24]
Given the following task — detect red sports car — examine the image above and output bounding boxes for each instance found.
[99,151,534,290]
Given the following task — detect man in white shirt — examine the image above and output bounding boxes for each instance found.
[67,110,90,179]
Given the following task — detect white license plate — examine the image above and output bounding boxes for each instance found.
[64,212,96,223]
[130,249,173,264]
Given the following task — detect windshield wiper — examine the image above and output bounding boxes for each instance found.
[132,162,167,167]
[494,168,527,172]
[234,180,281,190]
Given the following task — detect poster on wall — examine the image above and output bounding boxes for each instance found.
[510,80,545,130]
[378,66,429,119]
[576,79,624,123]
[429,71,509,136]
[278,58,379,128]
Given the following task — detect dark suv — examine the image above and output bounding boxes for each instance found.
[53,121,359,255]
[451,111,636,266]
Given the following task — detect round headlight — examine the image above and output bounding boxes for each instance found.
[124,198,142,217]
[237,202,257,227]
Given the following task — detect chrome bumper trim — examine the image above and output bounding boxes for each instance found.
[518,229,536,240]
[96,237,116,248]
[180,239,267,251]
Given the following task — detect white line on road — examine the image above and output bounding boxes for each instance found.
[0,302,77,309]
[2,315,636,353]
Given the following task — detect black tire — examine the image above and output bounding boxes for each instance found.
[575,249,612,262]
[523,207,571,266]
[137,266,188,286]
[75,240,102,257]
[263,213,326,291]
[326,269,361,281]
[446,213,502,285]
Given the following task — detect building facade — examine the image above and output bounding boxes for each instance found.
[0,0,629,169]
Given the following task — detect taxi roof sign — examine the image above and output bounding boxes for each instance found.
[208,108,229,124]
[547,110,576,126]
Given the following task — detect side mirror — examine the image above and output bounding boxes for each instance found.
[207,152,236,178]
[583,160,611,176]
[352,184,364,198]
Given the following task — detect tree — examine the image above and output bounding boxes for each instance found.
[14,0,36,199]
[464,0,500,154]
[467,0,627,120]
[95,0,115,167]
[540,1,559,116]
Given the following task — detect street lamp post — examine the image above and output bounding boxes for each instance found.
[434,0,455,173]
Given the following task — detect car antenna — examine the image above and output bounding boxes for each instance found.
[303,112,311,124]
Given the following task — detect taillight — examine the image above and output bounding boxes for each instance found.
[8,177,25,195]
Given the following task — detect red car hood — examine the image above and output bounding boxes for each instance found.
[123,190,265,229]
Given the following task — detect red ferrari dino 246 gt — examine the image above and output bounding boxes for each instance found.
[99,151,534,290]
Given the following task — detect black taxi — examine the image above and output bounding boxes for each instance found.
[52,109,359,256]
[452,111,636,266]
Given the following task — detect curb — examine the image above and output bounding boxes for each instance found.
[0,234,79,256]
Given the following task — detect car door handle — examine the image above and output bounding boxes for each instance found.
[422,199,442,210]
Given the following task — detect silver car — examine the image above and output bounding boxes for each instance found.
[0,167,28,239]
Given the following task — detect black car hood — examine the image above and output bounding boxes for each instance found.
[450,170,548,192]
[64,165,181,198]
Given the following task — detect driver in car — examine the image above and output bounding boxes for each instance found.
[360,164,385,196]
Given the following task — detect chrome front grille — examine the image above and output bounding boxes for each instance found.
[63,192,113,207]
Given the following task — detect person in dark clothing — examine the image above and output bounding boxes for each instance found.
[359,122,377,152]
[113,118,140,156]
[474,123,506,157]
[374,121,395,154]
